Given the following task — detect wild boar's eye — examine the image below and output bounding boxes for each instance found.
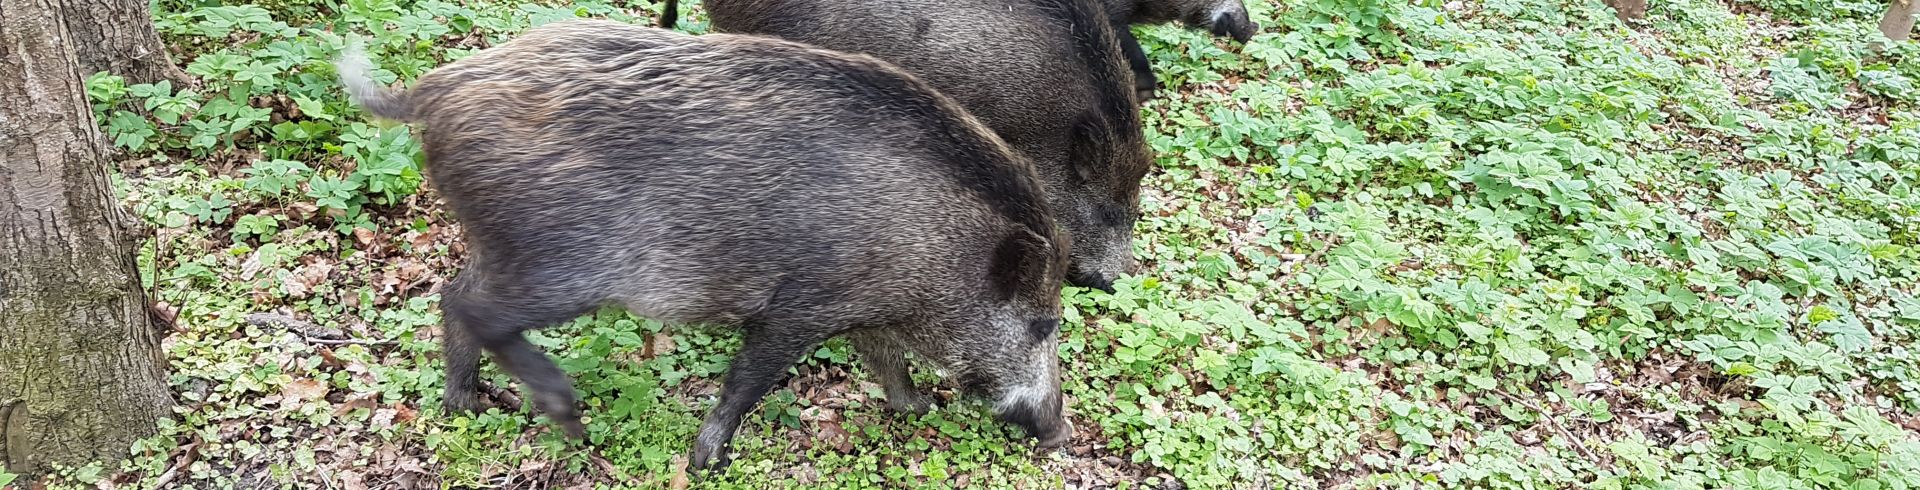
[1027,318,1060,341]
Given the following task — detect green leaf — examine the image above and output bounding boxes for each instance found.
[1464,374,1496,390]
[1817,317,1872,353]
[1559,358,1596,384]
[292,95,334,120]
[106,111,155,151]
[1807,304,1838,324]
[1497,337,1550,367]
[1458,321,1493,343]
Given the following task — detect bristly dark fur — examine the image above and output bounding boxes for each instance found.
[336,19,1073,475]
[704,0,1155,292]
[1032,0,1150,186]
[826,64,1057,242]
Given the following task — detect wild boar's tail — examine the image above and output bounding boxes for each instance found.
[334,44,416,121]
[658,0,679,28]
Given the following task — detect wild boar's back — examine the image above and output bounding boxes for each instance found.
[383,20,1058,248]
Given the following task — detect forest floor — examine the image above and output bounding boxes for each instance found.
[9,0,1920,488]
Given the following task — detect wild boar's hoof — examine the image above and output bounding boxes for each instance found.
[442,389,486,414]
[889,392,939,414]
[1036,420,1075,448]
[690,439,733,473]
[559,417,587,439]
[528,390,585,439]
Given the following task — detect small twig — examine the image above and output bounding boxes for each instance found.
[247,312,345,340]
[247,312,397,347]
[1496,390,1605,466]
[401,275,434,295]
[149,441,199,489]
[482,381,523,412]
[302,336,396,346]
[150,463,181,489]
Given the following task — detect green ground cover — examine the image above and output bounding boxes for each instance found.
[13,0,1920,487]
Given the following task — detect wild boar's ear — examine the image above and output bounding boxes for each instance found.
[988,229,1053,300]
[1068,111,1111,184]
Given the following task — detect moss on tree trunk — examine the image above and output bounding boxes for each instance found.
[0,0,174,478]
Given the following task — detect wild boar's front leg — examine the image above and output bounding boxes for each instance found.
[690,323,833,473]
[849,331,935,414]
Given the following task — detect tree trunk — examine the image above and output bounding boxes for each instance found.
[1883,0,1917,41]
[1606,0,1648,22]
[0,0,174,479]
[59,0,187,85]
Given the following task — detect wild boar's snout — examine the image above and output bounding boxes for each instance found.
[1066,221,1137,293]
[1208,1,1256,42]
[996,372,1072,447]
[1068,269,1117,293]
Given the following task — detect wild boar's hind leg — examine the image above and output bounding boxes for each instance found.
[849,331,934,414]
[485,333,587,438]
[440,312,487,414]
[439,274,599,439]
[691,323,834,472]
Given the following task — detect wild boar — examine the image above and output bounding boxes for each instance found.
[336,19,1073,472]
[1103,0,1258,100]
[684,0,1153,292]
[660,0,1256,101]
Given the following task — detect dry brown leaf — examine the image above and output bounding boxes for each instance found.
[317,348,348,369]
[518,458,550,473]
[1367,317,1394,337]
[339,471,367,490]
[333,393,379,417]
[391,403,418,425]
[149,302,179,331]
[667,457,691,490]
[238,251,265,281]
[409,229,438,251]
[283,261,334,299]
[282,378,329,404]
[651,333,676,357]
[395,260,429,282]
[371,408,396,428]
[818,422,854,453]
[799,406,837,423]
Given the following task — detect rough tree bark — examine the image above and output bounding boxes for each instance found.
[0,0,174,479]
[1606,0,1648,22]
[1884,0,1917,41]
[59,0,188,85]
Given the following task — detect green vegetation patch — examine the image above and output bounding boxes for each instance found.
[30,0,1920,487]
